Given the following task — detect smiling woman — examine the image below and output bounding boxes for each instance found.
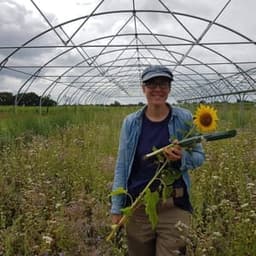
[110,64,205,256]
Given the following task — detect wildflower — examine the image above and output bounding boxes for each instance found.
[193,104,218,132]
[55,203,62,209]
[212,231,222,237]
[42,235,53,244]
[174,220,188,231]
[249,210,256,218]
[247,183,255,188]
[240,203,249,209]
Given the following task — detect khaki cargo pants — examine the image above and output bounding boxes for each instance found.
[126,197,191,256]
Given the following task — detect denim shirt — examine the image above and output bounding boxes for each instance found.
[111,105,205,214]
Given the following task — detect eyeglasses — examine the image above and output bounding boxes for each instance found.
[144,80,170,89]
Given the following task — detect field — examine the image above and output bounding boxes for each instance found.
[0,103,255,255]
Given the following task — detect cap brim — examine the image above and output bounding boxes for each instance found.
[142,72,172,82]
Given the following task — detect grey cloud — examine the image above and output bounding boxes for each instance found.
[0,0,61,61]
[0,0,47,45]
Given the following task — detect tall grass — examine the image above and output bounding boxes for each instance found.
[189,129,256,255]
[0,105,136,255]
[0,106,138,146]
[0,103,255,255]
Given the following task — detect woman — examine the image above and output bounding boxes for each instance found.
[111,65,205,256]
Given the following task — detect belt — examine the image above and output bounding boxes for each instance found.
[160,186,184,199]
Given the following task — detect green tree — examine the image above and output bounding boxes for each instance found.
[0,92,13,105]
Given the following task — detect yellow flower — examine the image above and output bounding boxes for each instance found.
[193,104,218,132]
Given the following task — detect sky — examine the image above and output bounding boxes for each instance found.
[0,0,255,104]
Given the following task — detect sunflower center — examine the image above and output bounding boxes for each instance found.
[199,113,213,127]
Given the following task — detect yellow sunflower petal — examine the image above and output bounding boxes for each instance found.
[193,104,218,132]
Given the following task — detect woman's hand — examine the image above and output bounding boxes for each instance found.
[163,140,182,161]
[111,214,123,225]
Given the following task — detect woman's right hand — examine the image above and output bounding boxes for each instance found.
[111,214,122,225]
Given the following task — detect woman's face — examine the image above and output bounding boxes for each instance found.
[142,77,171,106]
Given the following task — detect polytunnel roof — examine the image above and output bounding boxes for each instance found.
[0,0,256,105]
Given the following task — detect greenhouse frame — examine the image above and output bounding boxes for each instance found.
[0,0,255,105]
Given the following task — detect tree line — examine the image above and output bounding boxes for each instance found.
[0,92,57,106]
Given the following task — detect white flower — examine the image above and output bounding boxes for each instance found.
[240,203,249,209]
[212,231,222,237]
[42,235,53,244]
[55,203,62,209]
[249,210,256,218]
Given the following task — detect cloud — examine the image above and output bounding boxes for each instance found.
[0,73,23,93]
[0,0,48,45]
[0,0,62,62]
[0,0,65,84]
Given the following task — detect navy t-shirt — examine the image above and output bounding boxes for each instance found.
[128,111,171,198]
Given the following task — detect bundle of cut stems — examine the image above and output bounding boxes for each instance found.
[145,130,237,159]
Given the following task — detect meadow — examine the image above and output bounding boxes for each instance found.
[0,103,255,255]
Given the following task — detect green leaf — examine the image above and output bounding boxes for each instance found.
[162,169,181,186]
[162,185,174,201]
[152,146,165,163]
[120,206,133,216]
[184,119,193,127]
[160,170,180,201]
[110,187,127,196]
[143,189,160,230]
[169,134,177,142]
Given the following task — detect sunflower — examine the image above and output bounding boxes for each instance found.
[193,104,218,132]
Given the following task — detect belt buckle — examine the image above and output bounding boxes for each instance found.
[173,187,184,198]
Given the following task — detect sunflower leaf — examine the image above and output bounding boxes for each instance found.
[162,170,181,186]
[110,187,127,196]
[144,189,160,230]
[152,146,165,163]
[120,206,133,216]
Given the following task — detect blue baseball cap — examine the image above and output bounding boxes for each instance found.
[141,65,173,82]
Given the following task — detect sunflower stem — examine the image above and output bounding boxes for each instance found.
[107,160,169,241]
[144,130,236,159]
